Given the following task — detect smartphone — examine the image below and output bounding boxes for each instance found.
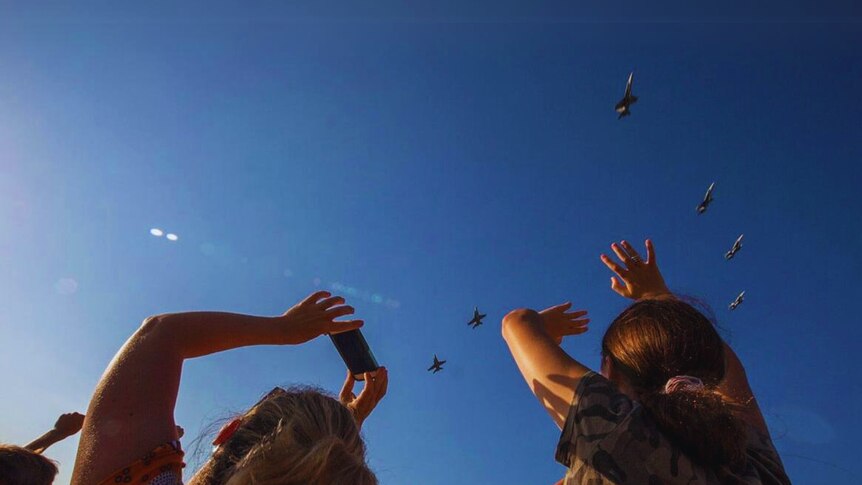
[330,329,379,381]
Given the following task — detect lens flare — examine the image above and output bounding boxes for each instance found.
[54,278,79,295]
[150,228,164,237]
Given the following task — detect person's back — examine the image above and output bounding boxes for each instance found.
[502,239,791,484]
[558,385,786,483]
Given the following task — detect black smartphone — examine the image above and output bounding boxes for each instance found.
[330,329,379,381]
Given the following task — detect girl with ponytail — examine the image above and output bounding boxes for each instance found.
[502,239,790,484]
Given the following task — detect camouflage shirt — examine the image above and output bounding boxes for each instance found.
[556,372,791,485]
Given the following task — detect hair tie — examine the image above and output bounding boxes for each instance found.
[212,417,243,447]
[663,375,704,394]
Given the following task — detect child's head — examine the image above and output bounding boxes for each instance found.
[601,298,725,389]
[0,445,58,485]
[191,387,376,485]
[601,299,747,471]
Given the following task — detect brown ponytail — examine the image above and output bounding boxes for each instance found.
[602,299,747,471]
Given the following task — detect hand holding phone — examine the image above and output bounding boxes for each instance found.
[339,367,388,427]
[330,329,380,380]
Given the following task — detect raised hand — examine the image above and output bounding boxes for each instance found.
[600,239,671,300]
[339,367,389,428]
[538,303,590,345]
[54,412,85,438]
[278,291,364,344]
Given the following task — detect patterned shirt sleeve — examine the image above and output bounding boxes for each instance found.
[555,372,793,485]
[743,427,792,484]
[555,372,635,471]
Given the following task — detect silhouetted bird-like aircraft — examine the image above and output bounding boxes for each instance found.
[428,354,446,374]
[729,291,745,311]
[725,234,744,260]
[697,182,715,215]
[468,307,486,329]
[615,72,638,119]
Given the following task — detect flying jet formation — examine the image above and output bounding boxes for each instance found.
[427,354,446,374]
[614,72,638,119]
[729,291,745,311]
[468,307,486,329]
[725,234,744,260]
[697,182,716,214]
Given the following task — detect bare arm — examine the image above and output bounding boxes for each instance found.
[25,412,85,454]
[502,304,591,429]
[601,239,767,434]
[71,291,361,485]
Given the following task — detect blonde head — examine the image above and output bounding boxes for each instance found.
[192,387,377,485]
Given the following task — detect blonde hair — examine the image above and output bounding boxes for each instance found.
[192,387,377,485]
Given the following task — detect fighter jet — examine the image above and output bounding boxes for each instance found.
[468,307,486,329]
[696,182,716,215]
[427,354,446,374]
[614,72,638,119]
[725,234,744,260]
[729,291,745,311]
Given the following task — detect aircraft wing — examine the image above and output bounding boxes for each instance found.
[625,72,633,96]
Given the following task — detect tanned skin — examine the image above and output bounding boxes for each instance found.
[71,291,388,485]
[502,239,767,435]
[25,412,85,454]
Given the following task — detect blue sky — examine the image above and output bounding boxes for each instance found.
[1,3,861,484]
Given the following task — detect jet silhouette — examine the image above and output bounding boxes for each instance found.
[725,234,744,260]
[468,307,486,329]
[615,72,638,119]
[729,291,745,311]
[428,354,446,374]
[697,182,715,215]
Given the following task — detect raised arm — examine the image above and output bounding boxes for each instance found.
[71,291,361,485]
[25,412,85,454]
[502,303,591,428]
[600,239,768,434]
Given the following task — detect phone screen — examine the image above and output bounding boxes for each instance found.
[330,329,379,381]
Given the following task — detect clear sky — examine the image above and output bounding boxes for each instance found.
[1,2,861,484]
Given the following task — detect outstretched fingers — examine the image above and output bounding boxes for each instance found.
[562,318,590,336]
[645,239,656,265]
[601,254,628,279]
[620,240,643,263]
[353,368,388,424]
[325,304,356,319]
[301,290,332,306]
[546,302,573,314]
[564,309,588,320]
[329,319,364,334]
[316,295,345,309]
[339,369,357,403]
[611,242,633,267]
[611,276,632,297]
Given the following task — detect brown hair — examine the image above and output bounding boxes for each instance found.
[601,299,747,471]
[0,445,58,485]
[192,387,376,485]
